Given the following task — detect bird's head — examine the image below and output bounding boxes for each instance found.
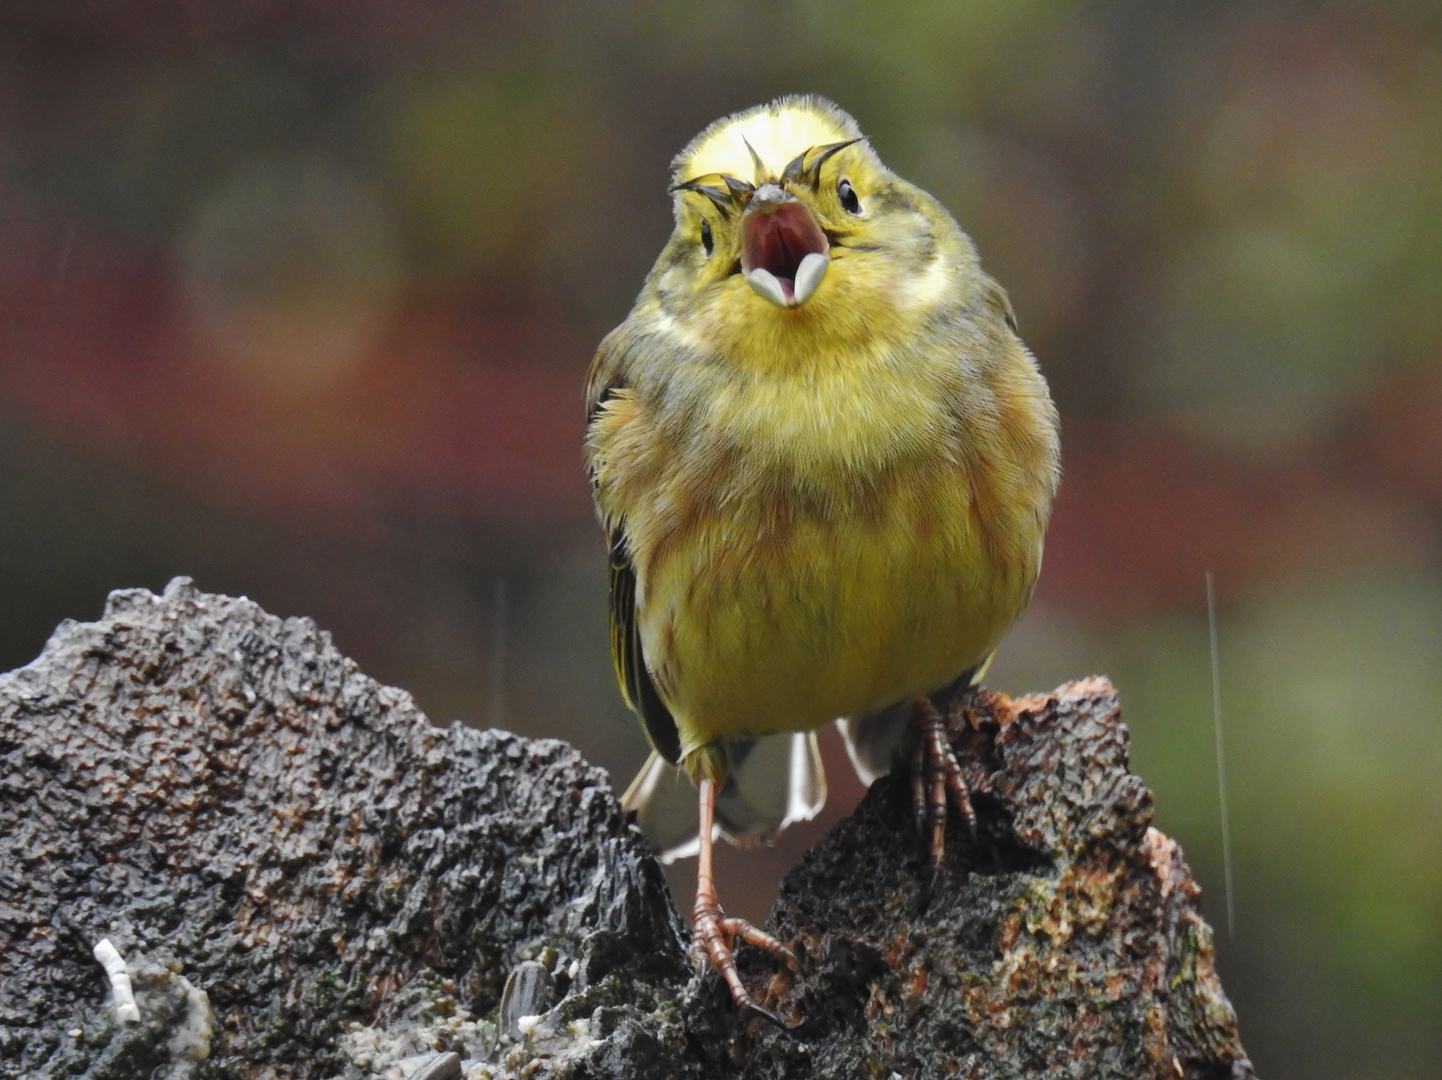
[649,96,966,344]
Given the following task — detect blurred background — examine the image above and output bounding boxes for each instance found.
[3,2,1440,1075]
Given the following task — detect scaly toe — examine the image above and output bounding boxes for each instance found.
[911,696,979,870]
[719,917,799,970]
[692,904,795,1020]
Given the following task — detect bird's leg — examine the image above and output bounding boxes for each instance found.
[910,695,977,871]
[690,777,797,1027]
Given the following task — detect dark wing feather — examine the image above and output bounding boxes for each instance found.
[587,334,683,766]
[607,526,682,764]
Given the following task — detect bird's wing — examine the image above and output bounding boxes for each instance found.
[586,330,683,766]
[607,524,681,764]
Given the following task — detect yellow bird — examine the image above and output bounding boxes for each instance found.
[585,95,1060,1021]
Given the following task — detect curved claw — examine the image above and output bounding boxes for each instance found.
[692,902,798,1020]
[744,998,796,1030]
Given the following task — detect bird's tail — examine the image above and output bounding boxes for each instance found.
[621,732,827,863]
[837,656,992,784]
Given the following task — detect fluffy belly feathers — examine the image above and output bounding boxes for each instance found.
[637,462,1038,757]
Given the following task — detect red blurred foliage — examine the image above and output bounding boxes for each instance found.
[0,206,592,543]
[1040,423,1431,616]
[0,1,462,59]
[1357,361,1442,507]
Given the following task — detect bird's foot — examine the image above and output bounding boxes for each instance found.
[691,888,797,1028]
[910,695,977,872]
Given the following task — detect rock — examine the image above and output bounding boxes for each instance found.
[0,579,1254,1078]
[723,682,1257,1079]
[0,578,689,1079]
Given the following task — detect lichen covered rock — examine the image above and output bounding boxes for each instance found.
[720,682,1256,1079]
[0,578,689,1079]
[0,579,1254,1079]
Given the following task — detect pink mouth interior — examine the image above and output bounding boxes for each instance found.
[740,202,829,302]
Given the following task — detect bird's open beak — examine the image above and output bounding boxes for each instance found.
[740,184,829,308]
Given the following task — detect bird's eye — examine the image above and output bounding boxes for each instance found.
[700,220,714,256]
[838,178,861,214]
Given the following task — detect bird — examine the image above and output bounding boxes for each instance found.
[584,95,1060,1023]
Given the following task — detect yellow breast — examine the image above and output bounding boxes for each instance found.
[645,476,1026,757]
[599,319,1053,759]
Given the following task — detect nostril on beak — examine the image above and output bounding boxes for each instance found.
[748,184,792,211]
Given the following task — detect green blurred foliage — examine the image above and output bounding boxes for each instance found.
[1099,572,1442,1076]
[1141,24,1442,451]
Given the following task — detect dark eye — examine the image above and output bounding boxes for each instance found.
[700,220,714,256]
[838,178,861,214]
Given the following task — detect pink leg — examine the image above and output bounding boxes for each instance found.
[690,778,797,1026]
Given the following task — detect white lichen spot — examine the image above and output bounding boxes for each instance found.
[92,938,141,1024]
[167,975,214,1061]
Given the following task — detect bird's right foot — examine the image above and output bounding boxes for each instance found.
[691,777,797,1027]
[691,886,797,1027]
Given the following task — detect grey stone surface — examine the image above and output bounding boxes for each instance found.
[0,578,689,1079]
[719,681,1257,1078]
[0,578,1254,1078]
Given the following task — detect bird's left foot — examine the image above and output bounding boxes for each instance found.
[910,695,977,871]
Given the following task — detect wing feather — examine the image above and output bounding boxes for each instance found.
[587,329,684,766]
[608,525,682,764]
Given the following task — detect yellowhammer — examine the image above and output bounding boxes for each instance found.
[585,95,1060,1022]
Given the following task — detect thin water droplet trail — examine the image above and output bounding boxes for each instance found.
[1207,571,1235,940]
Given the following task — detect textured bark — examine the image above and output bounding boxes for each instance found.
[0,579,1254,1079]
